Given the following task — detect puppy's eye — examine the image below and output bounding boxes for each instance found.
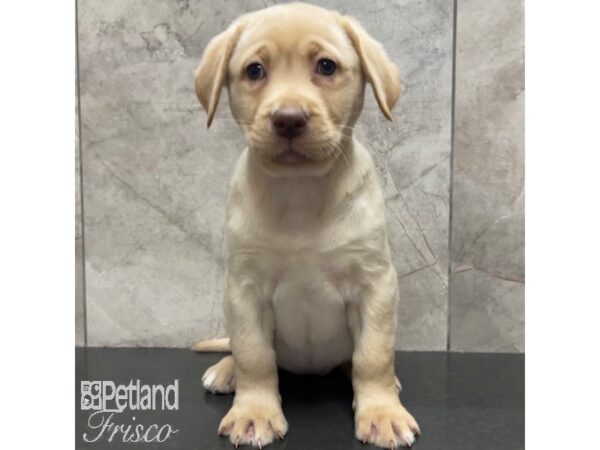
[316,58,336,76]
[246,63,265,80]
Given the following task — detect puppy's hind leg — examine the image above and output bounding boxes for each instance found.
[202,355,236,394]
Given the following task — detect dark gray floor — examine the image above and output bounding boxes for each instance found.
[76,349,524,449]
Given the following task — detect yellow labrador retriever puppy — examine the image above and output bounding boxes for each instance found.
[193,3,419,448]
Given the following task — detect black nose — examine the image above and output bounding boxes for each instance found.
[272,107,307,139]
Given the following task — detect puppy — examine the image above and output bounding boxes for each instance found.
[193,3,419,448]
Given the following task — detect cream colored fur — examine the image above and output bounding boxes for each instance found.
[193,3,419,448]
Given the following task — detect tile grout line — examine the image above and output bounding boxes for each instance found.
[75,0,88,347]
[446,0,458,353]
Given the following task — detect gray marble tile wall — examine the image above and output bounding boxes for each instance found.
[74,0,523,352]
[449,0,524,352]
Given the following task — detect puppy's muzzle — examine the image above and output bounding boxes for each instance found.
[272,107,308,139]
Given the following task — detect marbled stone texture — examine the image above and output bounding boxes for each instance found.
[77,0,453,348]
[449,0,524,352]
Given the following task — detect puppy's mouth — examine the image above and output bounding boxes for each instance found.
[270,143,320,166]
[272,148,314,165]
[257,140,339,177]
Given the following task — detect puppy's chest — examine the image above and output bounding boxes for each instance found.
[270,251,355,298]
[232,214,383,306]
[250,239,365,305]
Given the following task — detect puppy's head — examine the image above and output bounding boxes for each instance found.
[195,3,401,177]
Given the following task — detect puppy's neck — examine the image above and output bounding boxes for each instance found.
[242,138,368,230]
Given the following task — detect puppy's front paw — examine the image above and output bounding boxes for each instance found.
[355,403,420,448]
[218,402,288,448]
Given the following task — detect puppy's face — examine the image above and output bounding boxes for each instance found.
[227,9,363,177]
[195,4,401,177]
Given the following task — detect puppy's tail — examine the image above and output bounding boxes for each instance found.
[191,338,231,352]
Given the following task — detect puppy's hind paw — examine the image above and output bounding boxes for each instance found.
[202,355,236,394]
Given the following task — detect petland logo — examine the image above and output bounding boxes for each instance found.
[80,380,180,444]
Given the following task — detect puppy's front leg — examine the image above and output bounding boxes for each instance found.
[351,267,420,448]
[218,278,287,448]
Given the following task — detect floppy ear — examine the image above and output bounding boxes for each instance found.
[194,21,242,127]
[341,17,402,120]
